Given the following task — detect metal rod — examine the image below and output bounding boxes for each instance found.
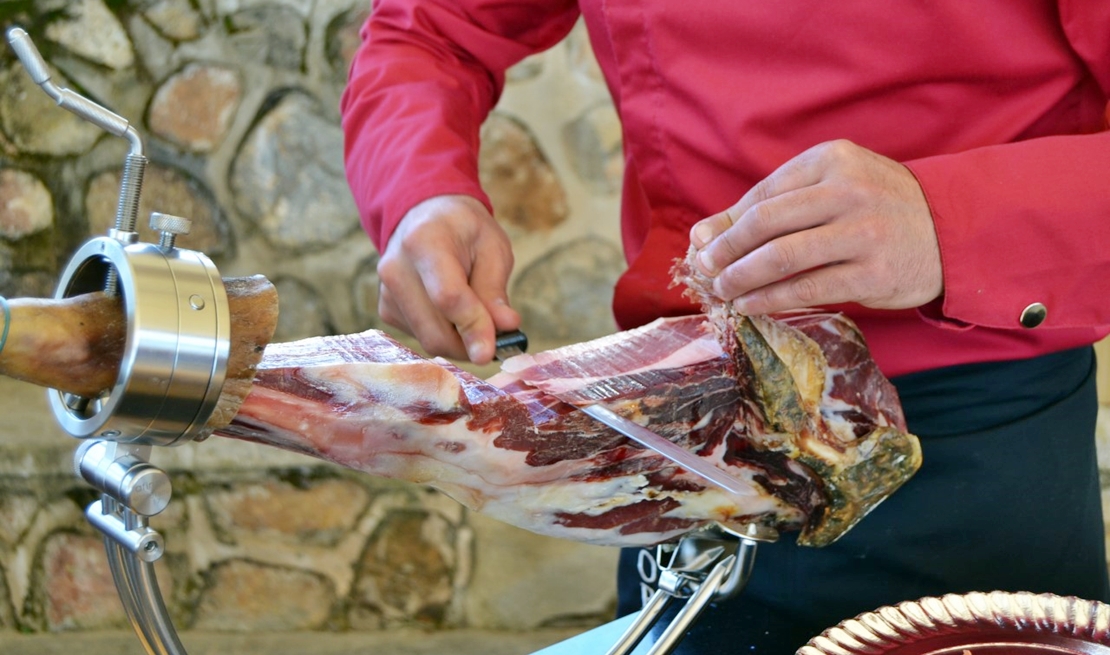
[124,550,187,655]
[92,480,187,654]
[603,589,673,655]
[102,497,162,653]
[105,153,147,295]
[714,537,758,601]
[86,501,163,558]
[644,555,737,655]
[107,537,160,655]
[5,28,148,295]
[6,28,141,153]
[8,28,198,655]
[113,154,147,234]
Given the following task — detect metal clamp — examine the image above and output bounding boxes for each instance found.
[8,27,223,655]
[7,27,231,448]
[47,232,230,446]
[604,525,767,655]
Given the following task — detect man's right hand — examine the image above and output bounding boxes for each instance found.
[376,195,520,364]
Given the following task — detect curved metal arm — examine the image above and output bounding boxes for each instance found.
[6,27,142,155]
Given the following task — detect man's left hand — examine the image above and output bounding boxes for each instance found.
[690,139,943,315]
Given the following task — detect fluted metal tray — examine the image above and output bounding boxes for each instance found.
[799,591,1110,654]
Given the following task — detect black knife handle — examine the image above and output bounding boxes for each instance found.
[494,330,528,360]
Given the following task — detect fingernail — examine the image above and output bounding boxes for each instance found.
[691,223,713,248]
[465,339,484,362]
[732,296,751,314]
[697,249,717,275]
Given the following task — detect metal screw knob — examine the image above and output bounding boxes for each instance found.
[118,464,173,517]
[149,212,192,251]
[76,440,173,517]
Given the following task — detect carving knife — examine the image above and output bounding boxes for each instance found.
[579,404,756,498]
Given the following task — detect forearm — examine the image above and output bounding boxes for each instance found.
[340,0,580,250]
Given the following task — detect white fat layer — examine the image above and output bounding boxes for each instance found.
[303,361,465,412]
[238,387,796,546]
[477,477,790,547]
[236,398,792,548]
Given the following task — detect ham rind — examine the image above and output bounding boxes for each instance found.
[217,310,921,547]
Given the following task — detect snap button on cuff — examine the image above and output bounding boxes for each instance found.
[1019,302,1047,328]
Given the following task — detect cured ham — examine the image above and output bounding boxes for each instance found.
[218,306,921,547]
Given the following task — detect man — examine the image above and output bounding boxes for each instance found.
[342,1,1110,650]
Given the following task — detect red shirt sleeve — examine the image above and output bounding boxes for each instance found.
[904,1,1110,333]
[340,0,581,251]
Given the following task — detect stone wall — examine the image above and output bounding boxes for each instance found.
[0,0,1108,643]
[0,0,623,638]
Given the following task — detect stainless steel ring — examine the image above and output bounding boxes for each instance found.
[47,236,230,446]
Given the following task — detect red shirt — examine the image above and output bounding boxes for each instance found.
[341,0,1110,378]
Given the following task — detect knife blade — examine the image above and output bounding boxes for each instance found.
[580,404,756,498]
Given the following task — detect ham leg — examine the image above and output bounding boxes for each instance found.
[219,310,920,547]
[0,261,920,547]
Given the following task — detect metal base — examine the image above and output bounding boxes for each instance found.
[534,614,644,655]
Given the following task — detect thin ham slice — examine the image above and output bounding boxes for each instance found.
[217,307,921,547]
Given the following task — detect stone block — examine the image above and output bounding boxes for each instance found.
[480,113,568,233]
[140,0,204,42]
[512,237,623,342]
[149,64,241,152]
[0,170,53,240]
[351,255,382,331]
[226,5,307,72]
[40,532,127,631]
[562,103,624,194]
[230,92,359,251]
[271,277,335,342]
[0,63,100,156]
[0,563,13,629]
[326,5,372,81]
[192,559,335,631]
[0,494,40,546]
[85,164,226,256]
[44,0,134,71]
[350,509,457,627]
[206,477,369,547]
[463,511,618,631]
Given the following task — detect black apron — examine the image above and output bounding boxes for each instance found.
[615,345,1110,653]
